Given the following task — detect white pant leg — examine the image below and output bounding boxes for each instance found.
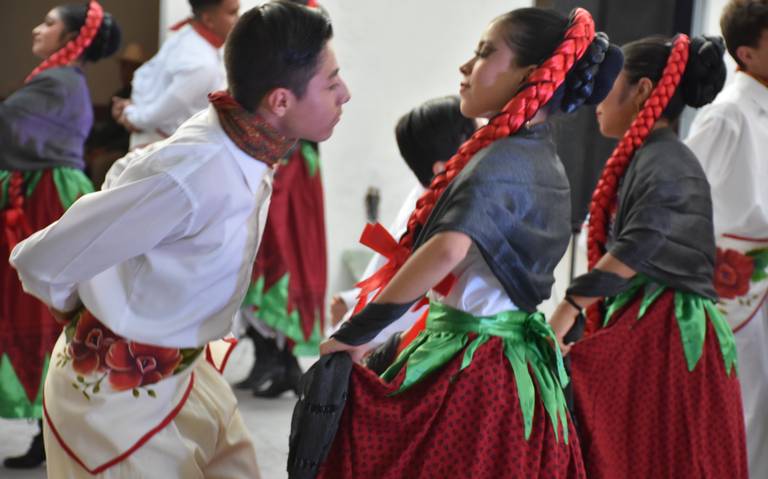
[44,359,260,478]
[734,302,768,479]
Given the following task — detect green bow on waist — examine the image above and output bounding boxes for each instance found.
[381,301,571,443]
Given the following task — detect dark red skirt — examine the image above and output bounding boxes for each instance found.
[318,337,585,479]
[570,290,748,479]
[1,171,66,407]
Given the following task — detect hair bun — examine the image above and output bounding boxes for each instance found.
[84,13,122,62]
[681,35,726,107]
[561,32,623,113]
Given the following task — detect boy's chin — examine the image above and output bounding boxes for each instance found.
[303,128,334,143]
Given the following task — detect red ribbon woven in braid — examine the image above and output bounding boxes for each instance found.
[352,8,596,314]
[25,1,104,83]
[2,173,32,251]
[584,34,690,333]
[3,2,104,251]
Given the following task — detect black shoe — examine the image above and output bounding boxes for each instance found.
[234,327,282,390]
[3,421,45,469]
[252,349,302,398]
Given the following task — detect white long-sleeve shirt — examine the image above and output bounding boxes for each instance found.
[125,24,226,148]
[686,71,768,237]
[10,107,274,348]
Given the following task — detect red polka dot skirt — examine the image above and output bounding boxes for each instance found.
[318,337,585,478]
[570,290,748,479]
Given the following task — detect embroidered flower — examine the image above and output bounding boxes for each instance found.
[67,311,118,375]
[105,341,182,391]
[714,248,755,300]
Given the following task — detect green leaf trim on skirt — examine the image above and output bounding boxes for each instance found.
[243,274,322,356]
[1,168,93,210]
[603,275,737,374]
[381,301,570,443]
[0,353,49,419]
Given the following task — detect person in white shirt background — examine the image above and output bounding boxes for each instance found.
[685,1,768,477]
[111,0,240,150]
[329,95,477,353]
[9,2,350,477]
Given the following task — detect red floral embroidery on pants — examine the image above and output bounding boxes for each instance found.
[105,341,182,391]
[714,248,754,299]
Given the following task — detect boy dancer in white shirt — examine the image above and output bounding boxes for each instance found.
[112,0,239,149]
[686,1,768,477]
[10,2,350,477]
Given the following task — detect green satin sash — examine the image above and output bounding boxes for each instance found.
[382,301,570,443]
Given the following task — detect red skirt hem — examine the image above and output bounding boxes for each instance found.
[319,337,585,479]
[570,290,748,479]
[1,171,67,403]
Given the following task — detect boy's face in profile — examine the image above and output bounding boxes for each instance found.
[742,28,768,80]
[283,42,351,142]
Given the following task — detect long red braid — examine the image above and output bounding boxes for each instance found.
[2,1,104,251]
[354,8,596,313]
[584,34,690,333]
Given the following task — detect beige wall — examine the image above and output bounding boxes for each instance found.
[0,0,160,105]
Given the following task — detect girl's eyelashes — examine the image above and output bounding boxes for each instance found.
[474,44,495,59]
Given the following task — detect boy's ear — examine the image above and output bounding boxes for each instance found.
[199,10,215,30]
[261,87,295,118]
[735,45,755,72]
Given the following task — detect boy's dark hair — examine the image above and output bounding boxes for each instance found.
[189,0,223,17]
[395,96,476,187]
[720,0,768,68]
[225,1,333,112]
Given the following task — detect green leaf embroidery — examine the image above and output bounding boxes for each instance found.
[747,248,768,282]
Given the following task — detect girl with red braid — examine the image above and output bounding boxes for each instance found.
[0,1,120,469]
[549,35,748,478]
[292,8,621,478]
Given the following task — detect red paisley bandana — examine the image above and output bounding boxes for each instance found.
[208,91,295,166]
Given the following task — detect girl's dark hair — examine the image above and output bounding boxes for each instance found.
[622,35,727,121]
[495,8,623,114]
[225,1,332,112]
[57,4,121,62]
[395,96,477,187]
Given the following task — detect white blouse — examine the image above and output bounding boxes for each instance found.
[434,243,519,316]
[125,24,226,148]
[10,107,273,348]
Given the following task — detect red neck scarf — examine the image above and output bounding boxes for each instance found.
[170,18,225,49]
[208,91,295,166]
